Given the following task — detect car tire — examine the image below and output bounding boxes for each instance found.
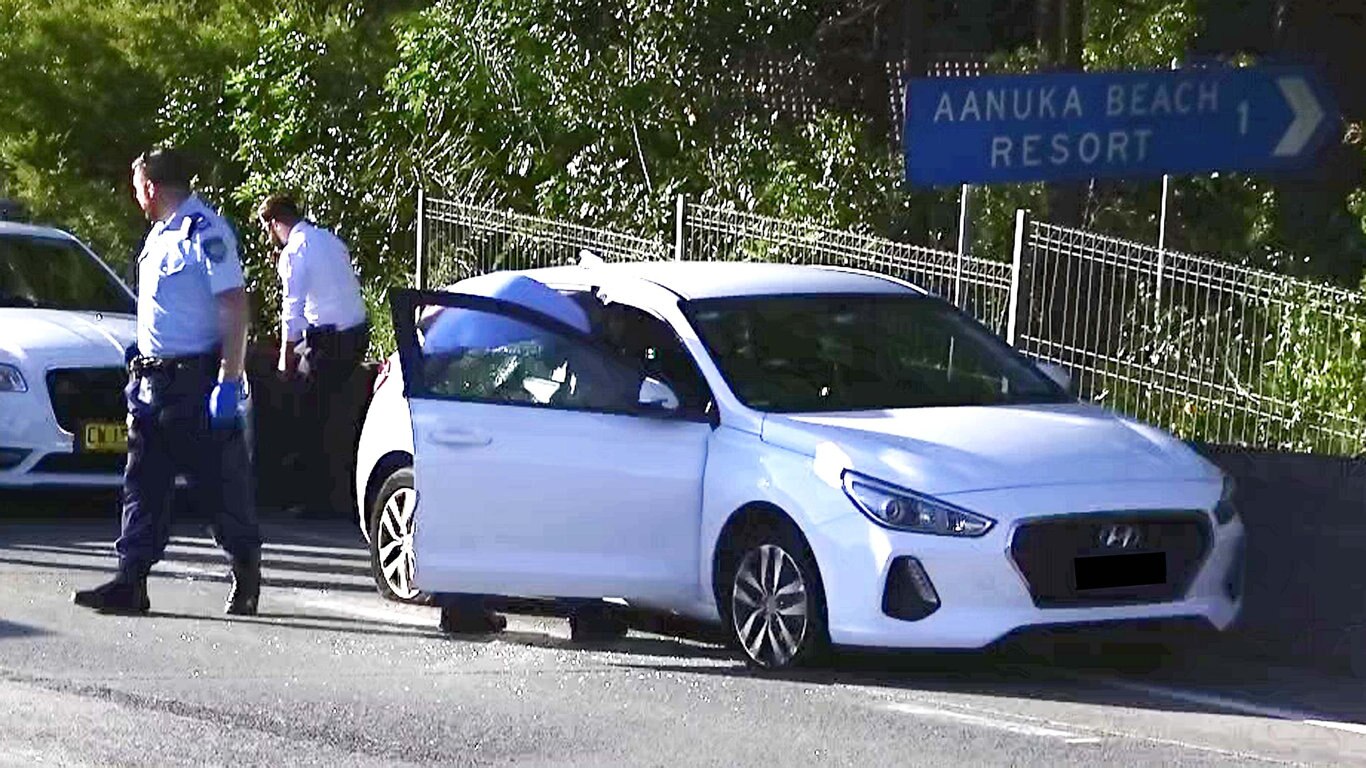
[368,466,426,604]
[721,518,830,670]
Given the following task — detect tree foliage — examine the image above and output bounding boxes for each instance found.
[1,0,1363,353]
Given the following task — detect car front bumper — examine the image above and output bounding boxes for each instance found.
[808,480,1243,650]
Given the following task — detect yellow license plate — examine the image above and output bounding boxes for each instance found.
[82,422,128,453]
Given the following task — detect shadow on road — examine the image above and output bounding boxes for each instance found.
[609,649,1366,726]
[6,498,1365,730]
[0,515,378,598]
[3,542,371,579]
[0,620,49,640]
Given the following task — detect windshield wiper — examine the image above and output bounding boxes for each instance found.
[0,295,42,308]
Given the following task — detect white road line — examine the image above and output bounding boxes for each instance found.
[296,595,436,628]
[851,684,1303,764]
[1091,675,1366,738]
[1303,720,1366,737]
[152,562,222,580]
[884,702,1103,744]
[169,535,365,558]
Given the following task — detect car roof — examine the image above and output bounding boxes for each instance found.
[513,261,922,301]
[0,221,79,242]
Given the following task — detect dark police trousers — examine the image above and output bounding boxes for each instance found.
[116,353,261,577]
[295,322,370,516]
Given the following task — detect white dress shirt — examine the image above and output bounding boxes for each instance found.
[277,221,367,342]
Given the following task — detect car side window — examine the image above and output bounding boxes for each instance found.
[415,303,641,414]
[597,303,714,418]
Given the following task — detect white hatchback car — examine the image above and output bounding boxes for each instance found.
[0,222,137,488]
[355,261,1244,668]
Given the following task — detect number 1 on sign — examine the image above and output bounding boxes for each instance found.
[1238,102,1249,136]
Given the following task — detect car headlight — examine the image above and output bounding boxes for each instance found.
[1214,475,1238,525]
[842,471,994,537]
[0,364,27,393]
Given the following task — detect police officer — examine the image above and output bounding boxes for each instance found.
[256,194,368,518]
[73,148,262,616]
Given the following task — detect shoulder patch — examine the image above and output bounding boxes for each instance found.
[203,236,228,264]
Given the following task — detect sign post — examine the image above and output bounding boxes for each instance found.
[904,66,1339,186]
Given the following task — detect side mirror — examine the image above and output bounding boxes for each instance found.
[638,376,681,415]
[1036,361,1073,393]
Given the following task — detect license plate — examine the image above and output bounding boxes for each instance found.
[1074,552,1166,591]
[81,422,128,453]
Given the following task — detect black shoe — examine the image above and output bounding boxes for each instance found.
[439,605,507,635]
[568,605,629,644]
[72,576,149,615]
[225,553,261,616]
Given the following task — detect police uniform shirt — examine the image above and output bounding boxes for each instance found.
[137,195,244,357]
[277,221,367,342]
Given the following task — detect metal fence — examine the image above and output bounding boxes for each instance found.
[419,195,1009,333]
[418,193,672,290]
[1015,215,1366,456]
[682,204,1013,333]
[417,194,1366,456]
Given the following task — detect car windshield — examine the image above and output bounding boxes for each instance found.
[687,294,1068,412]
[0,234,134,313]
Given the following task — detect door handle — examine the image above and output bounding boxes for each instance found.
[429,428,492,447]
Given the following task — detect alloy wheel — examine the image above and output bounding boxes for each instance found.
[731,544,810,668]
[376,487,418,600]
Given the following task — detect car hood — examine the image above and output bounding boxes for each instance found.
[760,403,1219,497]
[0,309,135,364]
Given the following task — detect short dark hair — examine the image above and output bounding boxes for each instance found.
[131,148,194,189]
[257,194,302,226]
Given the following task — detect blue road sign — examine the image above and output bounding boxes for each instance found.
[904,66,1340,186]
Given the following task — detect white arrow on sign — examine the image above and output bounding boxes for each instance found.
[1273,76,1325,157]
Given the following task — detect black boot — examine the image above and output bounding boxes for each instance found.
[72,574,149,615]
[438,597,506,635]
[225,552,261,616]
[568,603,629,644]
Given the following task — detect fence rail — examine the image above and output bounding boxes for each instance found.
[1016,219,1366,456]
[420,197,672,289]
[682,204,1013,333]
[418,194,1366,457]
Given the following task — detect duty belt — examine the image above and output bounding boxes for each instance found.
[128,353,217,376]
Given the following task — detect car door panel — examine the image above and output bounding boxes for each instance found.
[412,400,708,599]
[392,288,710,603]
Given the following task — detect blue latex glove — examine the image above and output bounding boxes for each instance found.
[209,379,244,429]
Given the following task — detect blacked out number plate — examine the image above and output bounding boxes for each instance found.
[1074,552,1166,591]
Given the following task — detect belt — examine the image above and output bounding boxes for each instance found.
[306,321,368,337]
[128,352,217,376]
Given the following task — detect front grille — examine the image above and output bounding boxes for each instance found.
[33,452,126,475]
[1010,513,1210,608]
[46,367,127,433]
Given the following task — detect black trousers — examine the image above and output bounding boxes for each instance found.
[295,322,370,516]
[116,354,261,577]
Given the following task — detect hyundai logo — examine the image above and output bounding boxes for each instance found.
[1098,523,1141,549]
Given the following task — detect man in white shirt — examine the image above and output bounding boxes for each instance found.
[258,194,369,519]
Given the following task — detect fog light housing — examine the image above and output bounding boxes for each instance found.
[883,556,941,621]
[0,448,28,470]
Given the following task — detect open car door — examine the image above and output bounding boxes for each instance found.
[390,287,711,603]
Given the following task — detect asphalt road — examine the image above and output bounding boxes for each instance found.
[1,498,1363,767]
